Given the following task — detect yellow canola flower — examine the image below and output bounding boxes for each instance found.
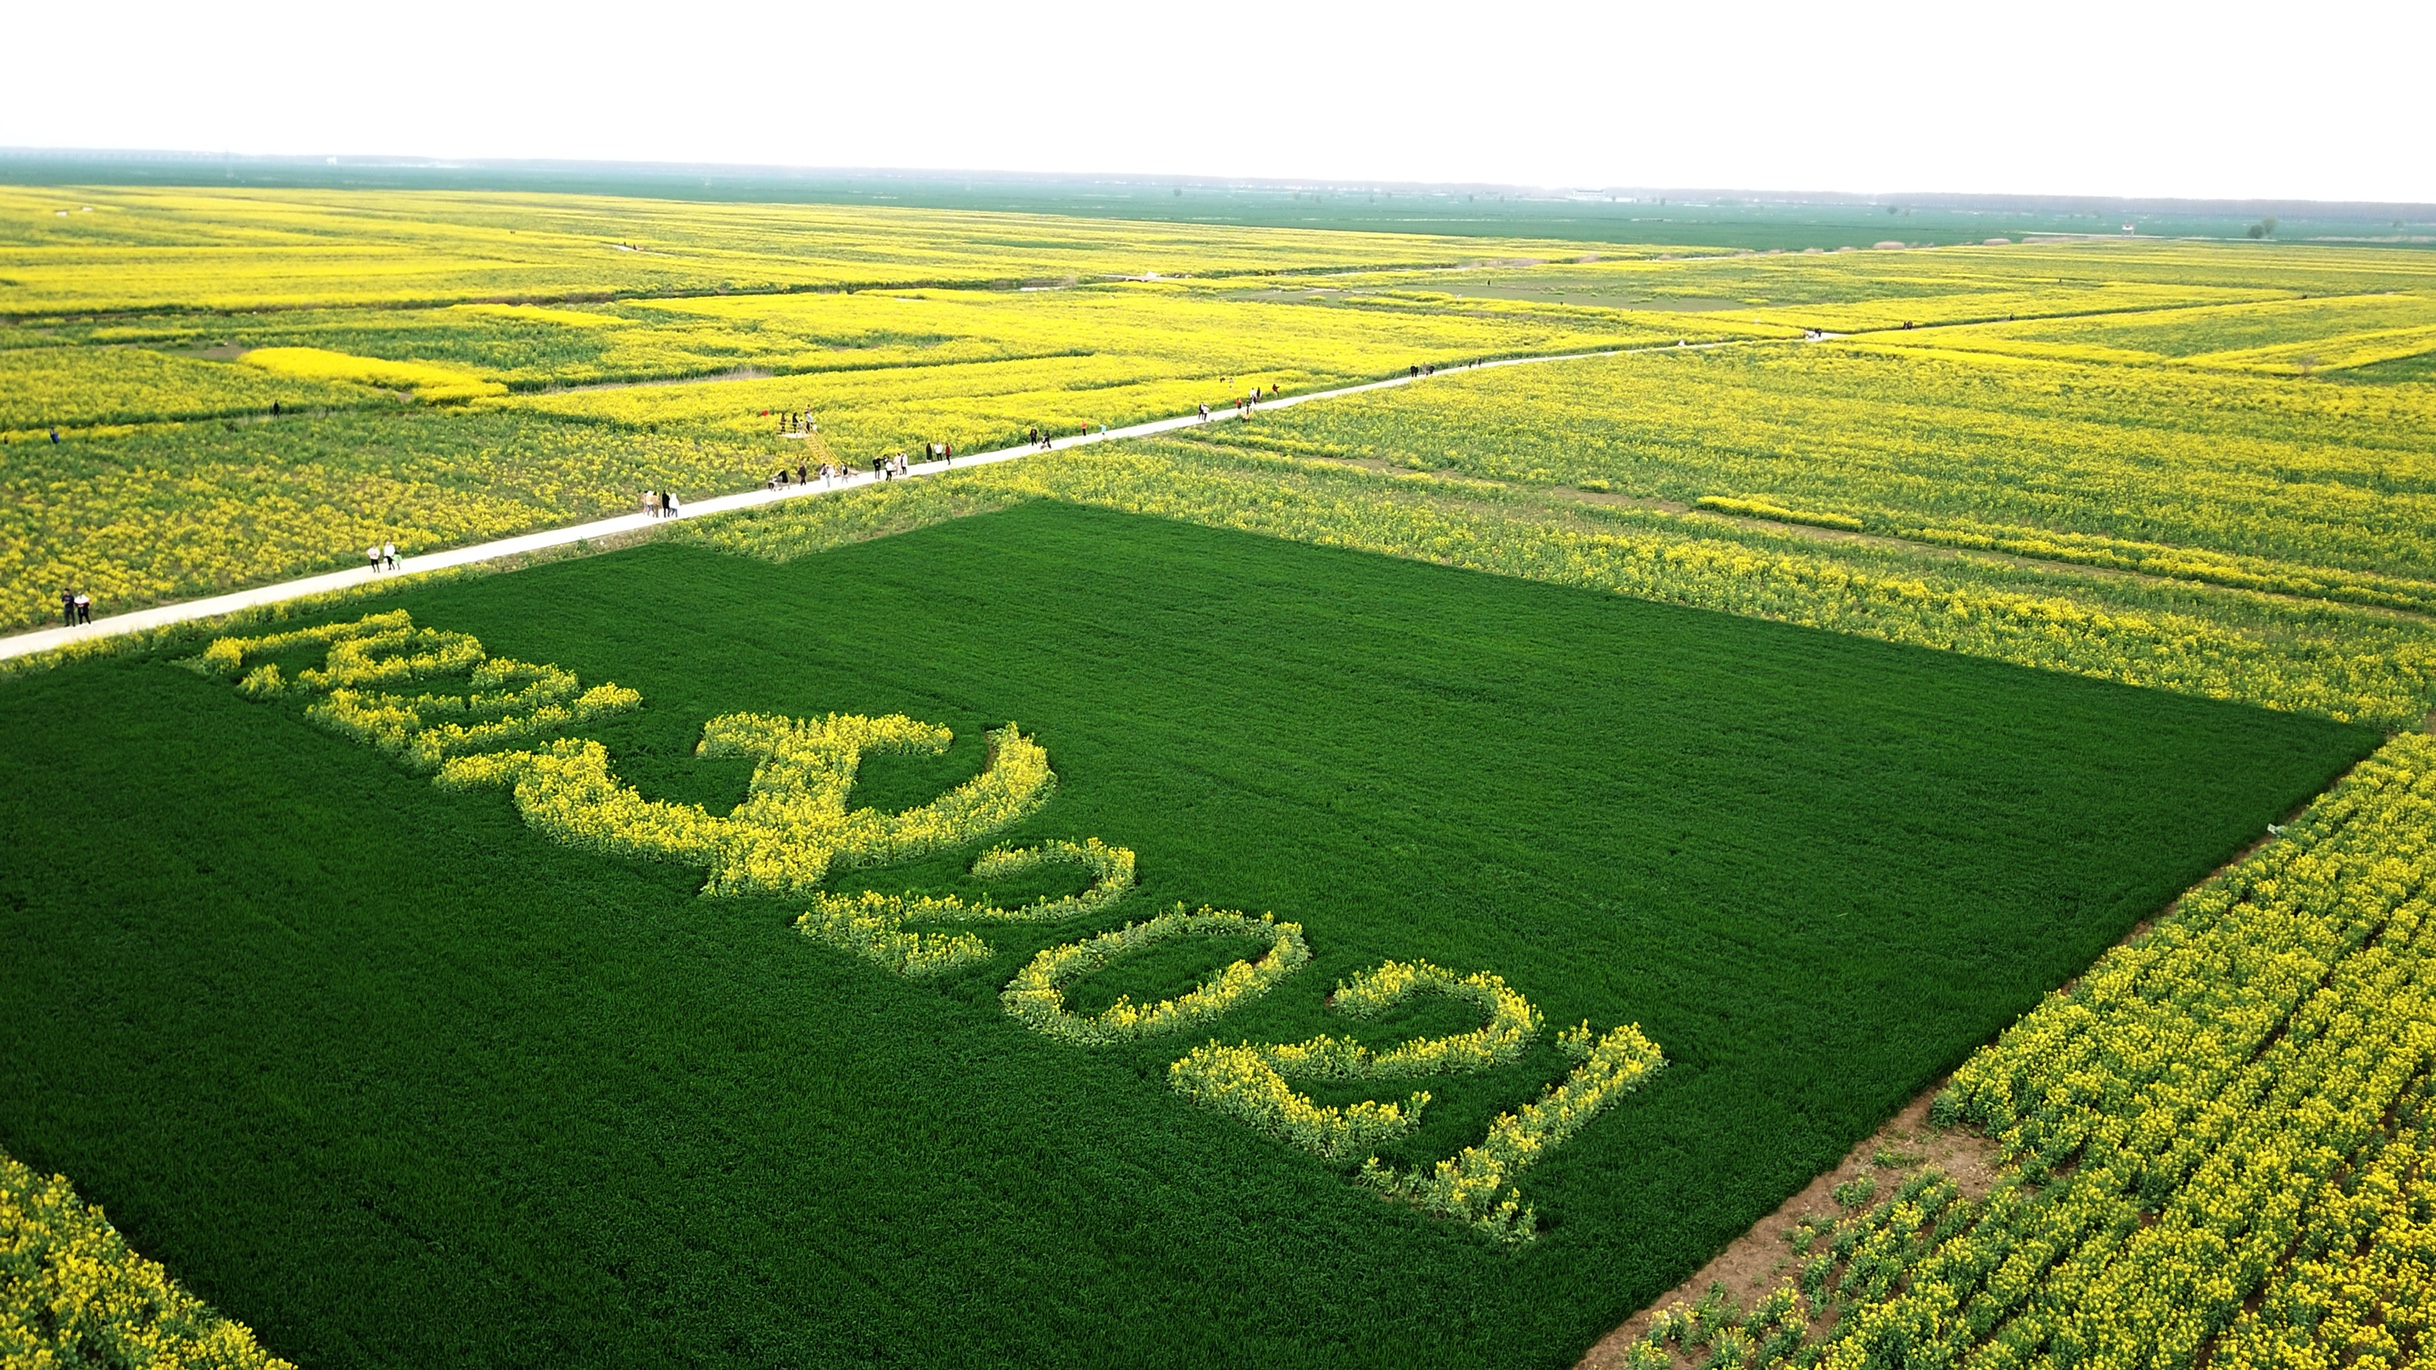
[1359,1021,1665,1243]
[1,1147,295,1368]
[1000,906,1310,1045]
[0,343,380,431]
[1170,1044,1426,1164]
[309,665,643,772]
[797,837,1137,975]
[438,714,1055,897]
[205,611,644,771]
[1169,959,1542,1164]
[239,346,507,402]
[200,609,413,678]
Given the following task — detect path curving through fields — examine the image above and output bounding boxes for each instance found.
[0,339,1760,663]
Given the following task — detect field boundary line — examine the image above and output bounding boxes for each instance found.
[1167,437,2436,629]
[0,339,1761,662]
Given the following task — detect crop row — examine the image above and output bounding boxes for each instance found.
[1618,731,2436,1370]
[1195,343,2436,603]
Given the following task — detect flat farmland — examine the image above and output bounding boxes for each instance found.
[0,502,2373,1366]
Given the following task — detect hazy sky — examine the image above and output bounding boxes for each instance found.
[10,0,2429,203]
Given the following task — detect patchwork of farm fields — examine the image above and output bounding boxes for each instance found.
[6,187,2436,638]
[6,185,2436,1368]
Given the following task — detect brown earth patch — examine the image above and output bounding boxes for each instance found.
[1575,1089,2003,1370]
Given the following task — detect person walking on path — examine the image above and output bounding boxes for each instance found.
[60,589,74,628]
[383,541,398,570]
[73,592,91,625]
[367,544,383,573]
[1198,403,1209,423]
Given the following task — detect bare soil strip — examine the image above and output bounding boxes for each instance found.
[1574,1089,2002,1370]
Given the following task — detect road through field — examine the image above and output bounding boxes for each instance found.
[0,339,1755,662]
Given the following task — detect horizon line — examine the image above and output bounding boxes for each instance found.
[6,147,2434,218]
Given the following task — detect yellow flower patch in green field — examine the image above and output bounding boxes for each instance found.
[240,345,507,401]
[1,1147,293,1368]
[796,838,1137,976]
[201,608,1670,1243]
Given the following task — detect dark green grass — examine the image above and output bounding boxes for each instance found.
[0,501,2377,1367]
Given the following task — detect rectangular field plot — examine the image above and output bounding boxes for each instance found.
[0,502,2376,1367]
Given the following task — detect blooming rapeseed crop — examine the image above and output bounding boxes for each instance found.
[202,611,1666,1243]
[1000,907,1312,1045]
[203,610,644,771]
[1361,1022,1666,1243]
[1624,732,2436,1365]
[1169,960,1544,1163]
[436,715,1054,897]
[796,838,1137,975]
[239,346,507,402]
[1,1147,294,1368]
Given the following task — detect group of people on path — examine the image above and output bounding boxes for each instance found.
[1200,384,1281,423]
[57,589,92,627]
[640,489,683,519]
[364,541,400,573]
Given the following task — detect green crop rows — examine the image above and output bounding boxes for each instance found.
[0,502,2372,1366]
